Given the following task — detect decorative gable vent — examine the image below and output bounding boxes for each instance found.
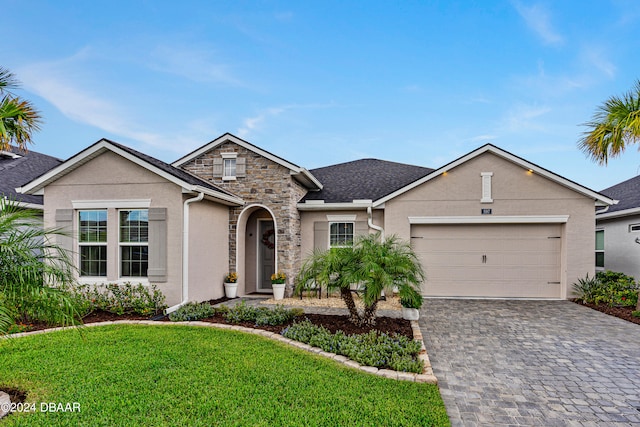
[481,172,493,203]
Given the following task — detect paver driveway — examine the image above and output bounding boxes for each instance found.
[420,300,640,426]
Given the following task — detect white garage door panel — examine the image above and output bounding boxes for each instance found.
[412,224,561,298]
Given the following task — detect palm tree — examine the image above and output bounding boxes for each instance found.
[0,67,42,151]
[579,80,640,165]
[0,198,80,334]
[295,233,425,326]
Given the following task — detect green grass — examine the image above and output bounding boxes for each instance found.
[0,325,449,426]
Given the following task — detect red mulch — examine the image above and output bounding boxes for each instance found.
[574,300,640,325]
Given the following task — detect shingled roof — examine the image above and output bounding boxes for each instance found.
[302,158,434,203]
[600,175,640,214]
[105,140,239,199]
[0,146,62,206]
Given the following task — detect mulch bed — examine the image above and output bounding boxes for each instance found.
[574,300,640,325]
[12,301,413,338]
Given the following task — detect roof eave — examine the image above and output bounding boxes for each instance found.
[297,201,372,211]
[596,206,640,220]
[187,185,244,207]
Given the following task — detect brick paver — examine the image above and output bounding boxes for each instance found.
[421,300,640,426]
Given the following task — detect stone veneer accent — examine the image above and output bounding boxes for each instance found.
[181,141,308,295]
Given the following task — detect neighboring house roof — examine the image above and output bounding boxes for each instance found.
[597,175,640,219]
[298,143,614,209]
[302,158,434,203]
[17,139,244,206]
[172,132,323,191]
[0,146,63,208]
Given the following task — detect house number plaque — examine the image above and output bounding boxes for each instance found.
[481,208,492,215]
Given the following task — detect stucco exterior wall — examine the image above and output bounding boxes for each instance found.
[42,151,185,306]
[597,216,640,279]
[188,199,230,302]
[384,152,596,299]
[299,209,384,258]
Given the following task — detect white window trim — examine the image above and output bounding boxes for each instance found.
[78,209,108,279]
[222,153,238,181]
[326,214,357,222]
[73,199,151,209]
[481,172,493,203]
[328,221,355,249]
[629,224,640,232]
[595,229,605,270]
[118,209,149,279]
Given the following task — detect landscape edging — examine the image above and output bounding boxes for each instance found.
[4,319,438,384]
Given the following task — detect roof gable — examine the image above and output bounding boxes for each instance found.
[17,139,244,206]
[374,144,613,207]
[172,132,322,190]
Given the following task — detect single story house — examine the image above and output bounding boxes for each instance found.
[18,133,613,310]
[596,175,640,279]
[1,145,62,209]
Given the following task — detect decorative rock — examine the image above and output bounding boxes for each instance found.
[377,369,399,380]
[0,392,10,419]
[397,372,416,382]
[359,366,379,374]
[415,374,438,384]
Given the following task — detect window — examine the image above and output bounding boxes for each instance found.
[330,222,354,248]
[223,158,236,179]
[79,210,107,276]
[629,224,640,232]
[119,210,149,277]
[595,229,604,268]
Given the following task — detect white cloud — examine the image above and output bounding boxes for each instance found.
[469,134,497,142]
[581,46,617,79]
[513,1,564,46]
[17,56,211,154]
[237,102,338,138]
[502,104,552,132]
[147,44,242,86]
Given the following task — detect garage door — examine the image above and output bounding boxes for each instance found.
[411,223,562,298]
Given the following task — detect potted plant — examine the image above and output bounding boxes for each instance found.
[399,288,423,320]
[271,271,286,300]
[224,272,238,298]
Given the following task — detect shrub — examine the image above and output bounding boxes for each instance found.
[222,301,300,326]
[169,302,215,322]
[573,271,639,307]
[74,283,167,316]
[632,311,640,318]
[282,319,424,373]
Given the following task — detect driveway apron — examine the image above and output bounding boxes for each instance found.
[420,299,640,426]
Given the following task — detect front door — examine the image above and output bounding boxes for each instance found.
[257,220,275,292]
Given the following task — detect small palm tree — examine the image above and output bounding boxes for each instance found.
[295,233,425,326]
[579,79,640,165]
[0,67,42,151]
[0,199,80,334]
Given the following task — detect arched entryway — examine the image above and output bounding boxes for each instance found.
[236,204,277,295]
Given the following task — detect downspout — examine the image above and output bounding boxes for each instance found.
[165,191,205,314]
[367,206,384,239]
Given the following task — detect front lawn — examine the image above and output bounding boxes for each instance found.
[0,325,449,426]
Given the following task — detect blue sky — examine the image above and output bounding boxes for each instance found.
[3,0,640,190]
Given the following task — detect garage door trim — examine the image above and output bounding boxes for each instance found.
[408,215,569,224]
